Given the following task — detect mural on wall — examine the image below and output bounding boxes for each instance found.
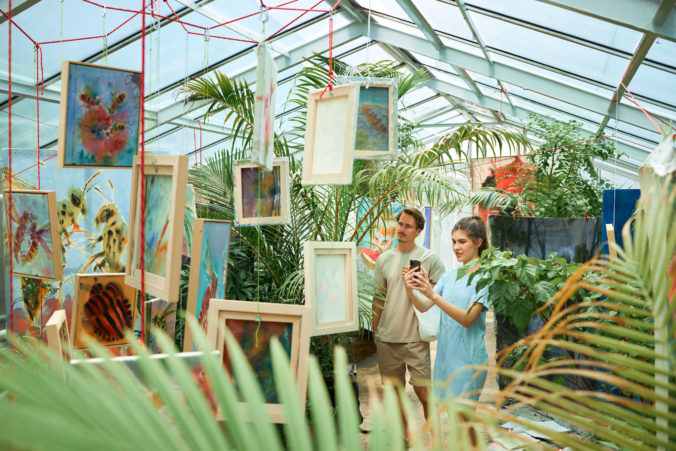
[471,155,534,221]
[58,62,141,168]
[223,318,292,404]
[356,202,405,272]
[2,152,132,339]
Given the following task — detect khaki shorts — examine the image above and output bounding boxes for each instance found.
[375,339,431,387]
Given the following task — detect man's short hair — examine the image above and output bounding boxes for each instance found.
[396,207,426,231]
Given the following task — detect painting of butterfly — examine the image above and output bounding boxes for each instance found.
[58,61,141,168]
[72,273,138,349]
[4,190,62,280]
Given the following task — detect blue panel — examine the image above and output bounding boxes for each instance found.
[601,189,640,255]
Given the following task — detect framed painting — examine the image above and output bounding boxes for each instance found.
[338,76,398,159]
[183,219,232,352]
[145,298,178,353]
[3,190,62,280]
[234,157,290,226]
[125,155,188,302]
[58,61,142,168]
[46,309,70,360]
[71,273,138,349]
[302,83,359,185]
[206,299,311,423]
[251,42,278,172]
[303,241,358,336]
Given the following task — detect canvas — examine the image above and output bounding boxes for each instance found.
[234,158,289,225]
[338,76,398,159]
[4,190,62,280]
[304,241,358,336]
[145,298,178,354]
[302,84,359,185]
[184,219,232,351]
[251,42,277,172]
[206,299,311,423]
[58,61,142,168]
[71,273,138,349]
[125,155,188,302]
[46,309,70,360]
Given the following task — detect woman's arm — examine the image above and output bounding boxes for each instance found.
[406,267,485,328]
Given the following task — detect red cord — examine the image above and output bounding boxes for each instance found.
[266,0,324,40]
[319,14,334,99]
[0,153,57,185]
[7,0,12,349]
[140,0,147,344]
[35,46,40,189]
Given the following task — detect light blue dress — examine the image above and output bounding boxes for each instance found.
[433,269,490,401]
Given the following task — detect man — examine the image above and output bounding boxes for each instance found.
[372,207,445,416]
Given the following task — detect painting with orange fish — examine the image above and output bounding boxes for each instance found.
[58,61,141,168]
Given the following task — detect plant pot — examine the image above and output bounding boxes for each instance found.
[488,215,602,263]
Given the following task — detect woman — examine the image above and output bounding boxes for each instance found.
[405,215,490,401]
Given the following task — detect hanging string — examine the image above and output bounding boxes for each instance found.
[318,9,334,99]
[203,28,210,74]
[140,0,147,345]
[102,4,108,64]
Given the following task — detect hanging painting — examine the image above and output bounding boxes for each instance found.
[71,273,138,349]
[302,83,359,185]
[304,241,358,336]
[58,61,142,168]
[251,42,278,172]
[125,155,188,302]
[234,157,289,225]
[338,76,398,159]
[46,309,70,361]
[206,299,311,423]
[184,219,232,351]
[4,190,62,280]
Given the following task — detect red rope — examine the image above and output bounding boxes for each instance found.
[266,0,324,40]
[7,0,13,349]
[620,82,663,135]
[35,46,40,189]
[0,153,57,185]
[209,0,299,31]
[318,13,334,99]
[140,0,147,344]
[0,7,36,44]
[493,87,507,124]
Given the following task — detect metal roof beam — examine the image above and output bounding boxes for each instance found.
[394,0,444,49]
[536,0,676,41]
[324,0,366,23]
[0,0,42,24]
[366,22,669,134]
[598,32,658,133]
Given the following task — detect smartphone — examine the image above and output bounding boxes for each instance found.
[409,259,421,272]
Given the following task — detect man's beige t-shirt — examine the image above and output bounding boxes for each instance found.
[374,245,445,343]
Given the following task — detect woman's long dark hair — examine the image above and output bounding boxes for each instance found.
[452,215,489,257]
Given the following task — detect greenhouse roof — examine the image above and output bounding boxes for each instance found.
[1,0,675,176]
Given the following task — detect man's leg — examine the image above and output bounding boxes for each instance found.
[403,341,432,419]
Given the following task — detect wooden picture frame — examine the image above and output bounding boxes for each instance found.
[303,241,358,336]
[206,299,312,423]
[234,157,290,226]
[46,309,70,360]
[58,61,142,168]
[125,154,188,302]
[3,190,62,280]
[251,42,277,172]
[302,84,359,185]
[184,219,232,352]
[71,273,138,350]
[338,76,398,159]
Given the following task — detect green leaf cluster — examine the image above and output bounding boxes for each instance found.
[458,248,588,334]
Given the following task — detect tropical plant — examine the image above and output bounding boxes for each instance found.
[472,114,620,218]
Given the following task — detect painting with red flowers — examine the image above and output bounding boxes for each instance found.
[58,61,141,168]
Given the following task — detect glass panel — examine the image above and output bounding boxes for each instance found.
[646,38,676,67]
[626,66,676,105]
[409,51,457,74]
[339,44,392,67]
[400,86,437,108]
[471,13,628,86]
[274,11,351,49]
[0,98,60,154]
[427,67,471,91]
[412,1,474,40]
[467,0,641,53]
[405,97,452,121]
[372,14,426,40]
[613,121,663,145]
[466,71,499,91]
[353,0,409,20]
[619,98,676,124]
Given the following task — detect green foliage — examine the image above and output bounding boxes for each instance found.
[472,114,621,218]
[458,248,590,334]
